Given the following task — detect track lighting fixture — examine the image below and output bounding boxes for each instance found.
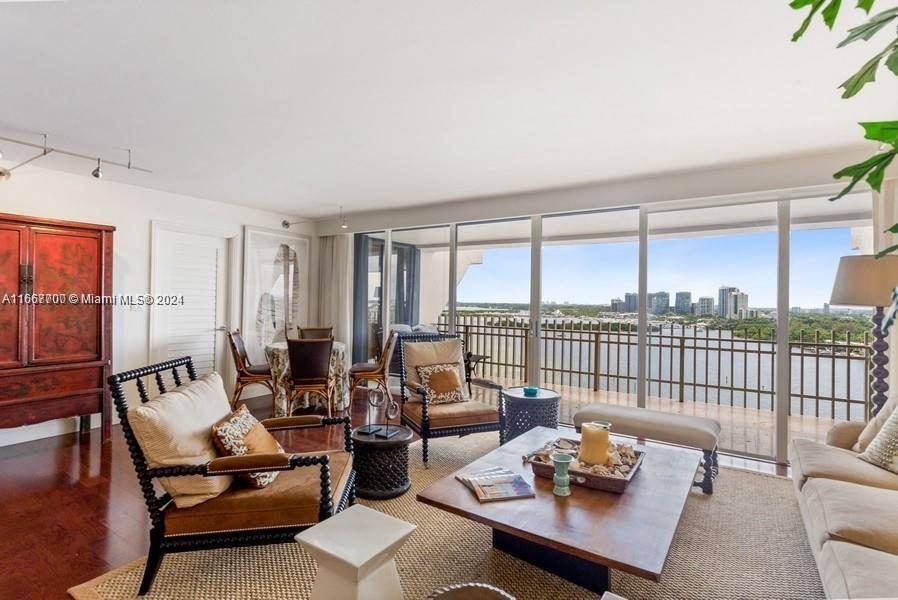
[0,133,150,183]
[339,206,349,229]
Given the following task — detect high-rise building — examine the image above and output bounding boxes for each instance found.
[648,291,670,315]
[727,291,748,319]
[697,297,714,315]
[736,307,758,320]
[624,292,638,313]
[610,298,624,312]
[675,292,692,314]
[718,286,738,317]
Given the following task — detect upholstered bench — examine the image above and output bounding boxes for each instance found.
[573,403,721,494]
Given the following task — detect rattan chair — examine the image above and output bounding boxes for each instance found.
[286,337,335,417]
[397,333,505,464]
[227,329,274,408]
[299,326,334,339]
[349,330,397,401]
[109,356,355,596]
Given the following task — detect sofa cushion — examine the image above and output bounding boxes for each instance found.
[128,372,234,508]
[164,452,353,536]
[858,406,898,474]
[817,541,898,600]
[574,403,720,450]
[212,404,285,489]
[801,478,898,555]
[403,400,499,430]
[854,393,896,452]
[790,438,898,492]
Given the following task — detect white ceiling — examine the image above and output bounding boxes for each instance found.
[0,1,894,219]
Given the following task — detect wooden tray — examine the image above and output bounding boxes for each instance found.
[526,438,646,493]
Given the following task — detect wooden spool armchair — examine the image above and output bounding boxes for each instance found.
[227,329,274,407]
[109,356,355,596]
[397,333,506,464]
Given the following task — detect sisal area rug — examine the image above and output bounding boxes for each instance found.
[70,433,823,600]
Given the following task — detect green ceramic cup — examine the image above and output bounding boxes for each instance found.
[551,452,573,497]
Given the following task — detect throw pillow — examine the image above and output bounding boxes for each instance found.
[212,404,286,488]
[853,394,897,452]
[416,362,464,405]
[127,372,234,508]
[859,407,898,474]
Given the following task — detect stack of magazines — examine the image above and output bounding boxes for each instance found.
[455,466,535,502]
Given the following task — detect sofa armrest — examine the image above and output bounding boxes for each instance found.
[471,377,502,391]
[825,421,866,450]
[206,452,294,475]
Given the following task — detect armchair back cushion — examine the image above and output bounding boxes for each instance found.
[402,340,468,401]
[128,372,234,508]
[854,394,897,452]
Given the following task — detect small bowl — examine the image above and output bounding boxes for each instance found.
[523,386,540,397]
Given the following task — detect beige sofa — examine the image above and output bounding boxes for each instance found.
[791,408,898,599]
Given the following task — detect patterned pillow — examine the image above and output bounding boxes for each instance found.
[416,363,464,405]
[212,405,285,488]
[859,407,898,474]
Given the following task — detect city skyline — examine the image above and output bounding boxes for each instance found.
[457,227,856,308]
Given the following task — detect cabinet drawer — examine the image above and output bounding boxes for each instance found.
[0,365,104,404]
[0,393,102,428]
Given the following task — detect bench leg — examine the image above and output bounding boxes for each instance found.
[693,448,716,495]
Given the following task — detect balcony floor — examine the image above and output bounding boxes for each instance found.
[474,378,840,461]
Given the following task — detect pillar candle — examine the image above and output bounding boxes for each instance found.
[579,421,611,466]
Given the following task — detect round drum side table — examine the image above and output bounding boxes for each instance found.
[350,424,415,499]
[502,387,560,442]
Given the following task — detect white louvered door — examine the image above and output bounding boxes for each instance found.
[151,228,230,383]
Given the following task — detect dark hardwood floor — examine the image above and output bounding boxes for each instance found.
[0,390,785,599]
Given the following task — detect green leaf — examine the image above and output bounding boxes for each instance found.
[866,151,896,190]
[840,52,884,97]
[837,7,898,46]
[791,0,826,41]
[822,0,843,28]
[886,47,898,75]
[887,222,898,234]
[830,151,896,200]
[861,121,898,145]
[875,243,898,258]
[882,287,898,335]
[858,0,876,13]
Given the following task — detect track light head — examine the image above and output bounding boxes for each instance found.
[91,158,102,179]
[339,206,349,229]
[0,149,4,160]
[0,167,10,182]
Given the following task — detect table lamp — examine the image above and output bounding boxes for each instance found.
[830,254,898,415]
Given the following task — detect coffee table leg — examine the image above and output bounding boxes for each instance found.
[492,529,609,594]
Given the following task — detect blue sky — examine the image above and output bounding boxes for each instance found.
[456,227,853,308]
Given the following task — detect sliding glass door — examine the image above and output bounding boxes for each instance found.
[455,219,531,387]
[646,201,780,458]
[540,209,639,422]
[352,233,385,363]
[390,226,451,329]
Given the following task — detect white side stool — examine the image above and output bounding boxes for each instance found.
[295,504,416,600]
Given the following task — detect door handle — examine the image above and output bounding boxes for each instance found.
[214,326,227,332]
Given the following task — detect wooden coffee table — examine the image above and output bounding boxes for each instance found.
[417,426,700,594]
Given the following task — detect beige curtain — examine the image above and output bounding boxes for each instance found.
[317,234,353,350]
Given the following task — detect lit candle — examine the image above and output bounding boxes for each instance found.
[579,421,611,466]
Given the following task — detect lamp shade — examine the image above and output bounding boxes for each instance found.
[830,255,898,307]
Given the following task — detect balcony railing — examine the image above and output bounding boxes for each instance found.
[438,313,872,422]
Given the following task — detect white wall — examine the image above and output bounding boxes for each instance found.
[0,164,317,446]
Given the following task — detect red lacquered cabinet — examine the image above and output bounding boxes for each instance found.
[0,213,114,441]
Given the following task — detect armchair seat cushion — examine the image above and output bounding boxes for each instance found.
[404,400,499,430]
[245,364,272,376]
[350,362,382,374]
[164,452,353,536]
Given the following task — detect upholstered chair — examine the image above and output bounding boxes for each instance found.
[397,334,505,464]
[226,329,274,407]
[109,356,355,596]
[286,337,335,417]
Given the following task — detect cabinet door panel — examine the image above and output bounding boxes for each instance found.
[0,225,27,368]
[29,227,101,364]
